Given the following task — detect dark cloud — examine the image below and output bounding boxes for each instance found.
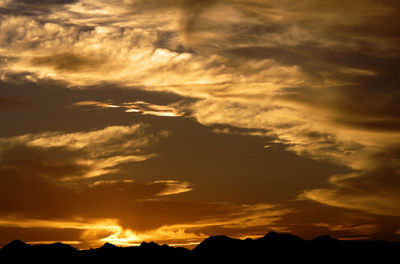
[302,145,400,216]
[227,46,306,65]
[336,146,400,194]
[0,0,79,16]
[154,31,195,54]
[31,53,104,71]
[0,144,91,180]
[179,0,217,34]
[278,82,400,133]
[131,0,217,40]
[15,0,77,4]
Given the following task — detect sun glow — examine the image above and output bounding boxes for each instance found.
[100,229,143,247]
[99,226,206,248]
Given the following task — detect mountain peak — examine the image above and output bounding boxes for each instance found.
[140,241,161,248]
[100,242,117,250]
[140,241,173,250]
[193,235,240,252]
[1,235,399,261]
[1,240,31,251]
[260,231,303,242]
[205,235,232,241]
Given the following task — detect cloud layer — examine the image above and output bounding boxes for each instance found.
[1,0,400,245]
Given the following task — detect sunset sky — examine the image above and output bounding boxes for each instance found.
[1,0,400,249]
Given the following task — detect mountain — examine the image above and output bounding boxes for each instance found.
[0,240,31,252]
[193,235,243,253]
[259,231,304,242]
[1,232,399,263]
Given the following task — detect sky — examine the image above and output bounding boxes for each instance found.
[0,0,400,249]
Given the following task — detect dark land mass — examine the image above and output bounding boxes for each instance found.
[1,232,399,263]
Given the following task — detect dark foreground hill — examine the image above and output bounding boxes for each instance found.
[1,232,399,263]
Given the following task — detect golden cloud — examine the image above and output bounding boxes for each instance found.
[73,100,184,117]
[0,124,164,181]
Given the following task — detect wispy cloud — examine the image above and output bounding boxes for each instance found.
[73,100,120,108]
[314,223,379,236]
[0,123,166,181]
[152,180,193,196]
[73,100,184,117]
[299,144,400,216]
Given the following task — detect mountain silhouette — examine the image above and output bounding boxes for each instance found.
[1,240,31,252]
[1,232,399,263]
[259,231,304,242]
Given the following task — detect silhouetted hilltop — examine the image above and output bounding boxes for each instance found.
[259,231,304,242]
[1,240,31,252]
[1,232,399,263]
[193,235,242,252]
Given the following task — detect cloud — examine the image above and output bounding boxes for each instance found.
[73,100,120,108]
[73,100,184,117]
[129,0,218,40]
[212,127,270,137]
[152,180,193,196]
[314,223,378,236]
[0,0,79,17]
[299,145,400,217]
[85,179,193,197]
[15,0,78,5]
[31,53,104,72]
[1,123,153,155]
[0,123,167,181]
[0,217,119,231]
[1,0,400,231]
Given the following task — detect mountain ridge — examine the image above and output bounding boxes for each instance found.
[1,232,399,262]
